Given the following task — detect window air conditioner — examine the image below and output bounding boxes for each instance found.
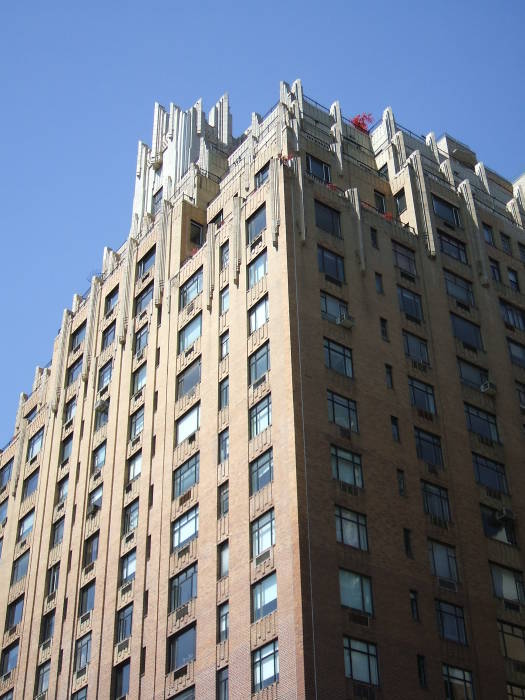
[480,381,497,396]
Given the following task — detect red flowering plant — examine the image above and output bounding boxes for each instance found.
[351,113,373,133]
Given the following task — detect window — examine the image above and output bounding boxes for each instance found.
[97,360,112,391]
[379,317,388,341]
[331,445,363,488]
[374,190,386,214]
[432,195,461,227]
[135,283,154,315]
[500,621,525,663]
[132,363,147,395]
[436,600,467,644]
[60,435,73,465]
[375,272,384,294]
[395,188,407,215]
[323,341,353,382]
[443,664,473,700]
[218,429,229,463]
[317,246,345,283]
[252,572,277,622]
[320,291,348,323]
[251,509,275,558]
[509,268,520,292]
[444,269,475,307]
[83,532,99,566]
[398,286,423,322]
[24,406,37,424]
[173,455,199,499]
[178,315,202,356]
[134,323,149,355]
[314,200,341,237]
[78,581,95,616]
[92,442,106,471]
[247,205,266,244]
[88,484,103,510]
[220,331,229,360]
[176,404,200,445]
[217,667,229,700]
[0,642,18,675]
[0,501,7,526]
[335,506,368,550]
[35,661,50,694]
[306,154,331,183]
[190,221,204,248]
[391,416,400,442]
[249,296,269,334]
[370,227,378,249]
[491,564,525,603]
[422,481,451,522]
[117,604,133,642]
[218,482,229,518]
[457,359,488,389]
[104,286,119,315]
[127,451,142,483]
[501,299,525,331]
[71,323,86,352]
[123,499,139,534]
[451,313,483,350]
[170,564,198,612]
[27,428,44,460]
[327,390,358,432]
[130,406,144,439]
[115,660,131,697]
[47,564,60,596]
[101,321,116,350]
[167,625,196,671]
[250,450,273,495]
[339,570,373,614]
[41,611,55,643]
[249,343,270,386]
[410,590,419,621]
[483,222,495,246]
[94,400,108,430]
[217,377,230,413]
[464,403,499,443]
[428,540,458,582]
[218,602,229,642]
[152,187,163,215]
[252,640,279,692]
[219,241,229,271]
[220,286,230,314]
[392,240,416,276]
[171,506,199,551]
[179,270,203,311]
[385,364,393,389]
[481,505,516,545]
[490,257,502,282]
[137,246,155,277]
[501,232,512,254]
[508,682,525,699]
[473,453,508,494]
[249,395,272,438]
[0,460,13,490]
[120,549,136,585]
[22,469,39,500]
[509,338,525,368]
[17,510,34,542]
[343,637,379,686]
[517,381,525,409]
[248,251,268,289]
[403,528,413,557]
[438,230,468,264]
[409,377,436,414]
[11,552,30,585]
[417,655,427,689]
[255,162,270,188]
[51,517,64,547]
[397,469,406,496]
[218,541,229,578]
[176,360,201,400]
[74,633,91,671]
[6,596,24,629]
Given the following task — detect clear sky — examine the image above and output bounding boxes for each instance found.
[0,0,523,445]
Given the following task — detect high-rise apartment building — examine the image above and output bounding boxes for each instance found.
[1,79,525,700]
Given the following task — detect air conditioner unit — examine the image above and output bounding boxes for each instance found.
[480,381,497,396]
[496,507,515,522]
[336,313,355,330]
[135,349,144,362]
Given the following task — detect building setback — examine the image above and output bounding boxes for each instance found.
[1,79,525,700]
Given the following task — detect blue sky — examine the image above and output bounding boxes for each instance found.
[0,0,523,444]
